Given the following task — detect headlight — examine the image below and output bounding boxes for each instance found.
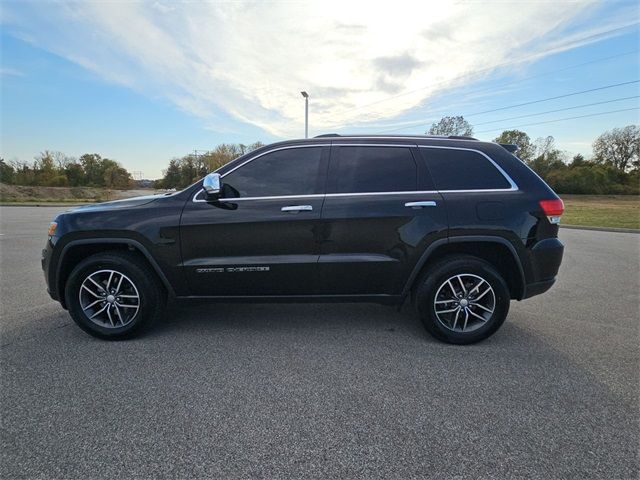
[48,222,58,237]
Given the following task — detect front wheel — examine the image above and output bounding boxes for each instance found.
[415,255,510,344]
[65,251,165,340]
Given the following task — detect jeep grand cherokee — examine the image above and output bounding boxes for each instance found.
[42,135,564,344]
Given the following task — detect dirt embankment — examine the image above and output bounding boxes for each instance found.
[0,183,162,203]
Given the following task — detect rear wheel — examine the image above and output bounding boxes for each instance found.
[65,251,165,340]
[415,255,510,344]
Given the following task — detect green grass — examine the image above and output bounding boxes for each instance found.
[561,195,640,230]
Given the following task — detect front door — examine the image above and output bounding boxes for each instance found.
[317,144,447,295]
[180,145,329,296]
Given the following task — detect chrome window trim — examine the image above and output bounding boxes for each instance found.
[193,144,329,202]
[418,145,518,192]
[192,142,518,203]
[222,143,330,177]
[193,191,441,203]
[328,143,418,195]
[220,194,324,202]
[325,190,436,197]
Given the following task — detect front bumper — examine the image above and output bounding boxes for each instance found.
[41,239,58,301]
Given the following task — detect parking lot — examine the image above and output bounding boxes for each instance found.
[1,205,638,478]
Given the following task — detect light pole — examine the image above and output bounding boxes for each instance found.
[300,91,309,138]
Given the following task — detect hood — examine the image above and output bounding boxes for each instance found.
[67,194,164,213]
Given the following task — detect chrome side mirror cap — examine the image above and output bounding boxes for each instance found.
[203,173,221,196]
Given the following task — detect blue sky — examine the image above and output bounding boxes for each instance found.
[1,0,639,179]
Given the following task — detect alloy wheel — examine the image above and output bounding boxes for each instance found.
[79,269,140,328]
[433,273,496,333]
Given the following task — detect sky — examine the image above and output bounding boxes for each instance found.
[1,0,639,179]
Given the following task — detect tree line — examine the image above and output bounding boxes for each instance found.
[1,122,637,195]
[0,151,133,189]
[428,117,639,195]
[154,142,264,189]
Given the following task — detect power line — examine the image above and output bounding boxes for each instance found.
[465,80,639,117]
[379,80,639,133]
[323,26,638,125]
[473,95,640,127]
[474,107,640,135]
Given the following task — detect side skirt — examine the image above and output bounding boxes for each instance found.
[171,294,404,305]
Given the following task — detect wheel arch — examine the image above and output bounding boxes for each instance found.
[56,238,174,308]
[403,236,526,300]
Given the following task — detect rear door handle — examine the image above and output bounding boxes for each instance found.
[405,201,437,208]
[281,205,313,213]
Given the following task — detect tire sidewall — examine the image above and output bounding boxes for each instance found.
[417,258,510,344]
[65,254,159,340]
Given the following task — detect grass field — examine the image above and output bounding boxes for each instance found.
[561,195,640,230]
[0,184,159,205]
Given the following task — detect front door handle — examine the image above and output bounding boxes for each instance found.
[405,201,437,208]
[281,205,313,213]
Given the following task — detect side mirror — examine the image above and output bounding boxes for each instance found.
[203,173,221,198]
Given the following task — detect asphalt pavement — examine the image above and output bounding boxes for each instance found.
[1,206,638,479]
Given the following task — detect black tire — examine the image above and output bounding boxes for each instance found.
[65,251,165,340]
[414,255,510,345]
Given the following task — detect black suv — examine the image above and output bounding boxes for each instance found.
[42,135,564,344]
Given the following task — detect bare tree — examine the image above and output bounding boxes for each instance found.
[592,125,640,172]
[534,136,557,159]
[529,136,566,177]
[51,151,74,170]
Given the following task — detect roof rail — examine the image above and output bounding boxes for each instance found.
[313,133,478,140]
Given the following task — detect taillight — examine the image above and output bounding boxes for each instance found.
[539,199,564,224]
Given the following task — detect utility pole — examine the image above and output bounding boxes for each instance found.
[301,91,309,138]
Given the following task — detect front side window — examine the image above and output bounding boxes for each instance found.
[422,148,512,190]
[330,146,417,193]
[221,147,324,198]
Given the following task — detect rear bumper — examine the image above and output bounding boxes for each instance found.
[522,237,564,299]
[522,278,556,299]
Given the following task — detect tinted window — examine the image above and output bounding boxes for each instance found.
[423,148,511,190]
[222,147,324,198]
[331,146,417,193]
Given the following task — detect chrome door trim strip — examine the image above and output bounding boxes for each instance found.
[194,193,326,203]
[325,190,438,197]
[194,191,442,203]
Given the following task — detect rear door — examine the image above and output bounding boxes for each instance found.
[316,143,447,296]
[180,144,329,296]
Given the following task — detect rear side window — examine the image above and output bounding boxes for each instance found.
[222,146,324,198]
[330,146,417,193]
[422,148,511,190]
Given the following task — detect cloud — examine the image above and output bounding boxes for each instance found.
[373,54,424,77]
[1,0,637,137]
